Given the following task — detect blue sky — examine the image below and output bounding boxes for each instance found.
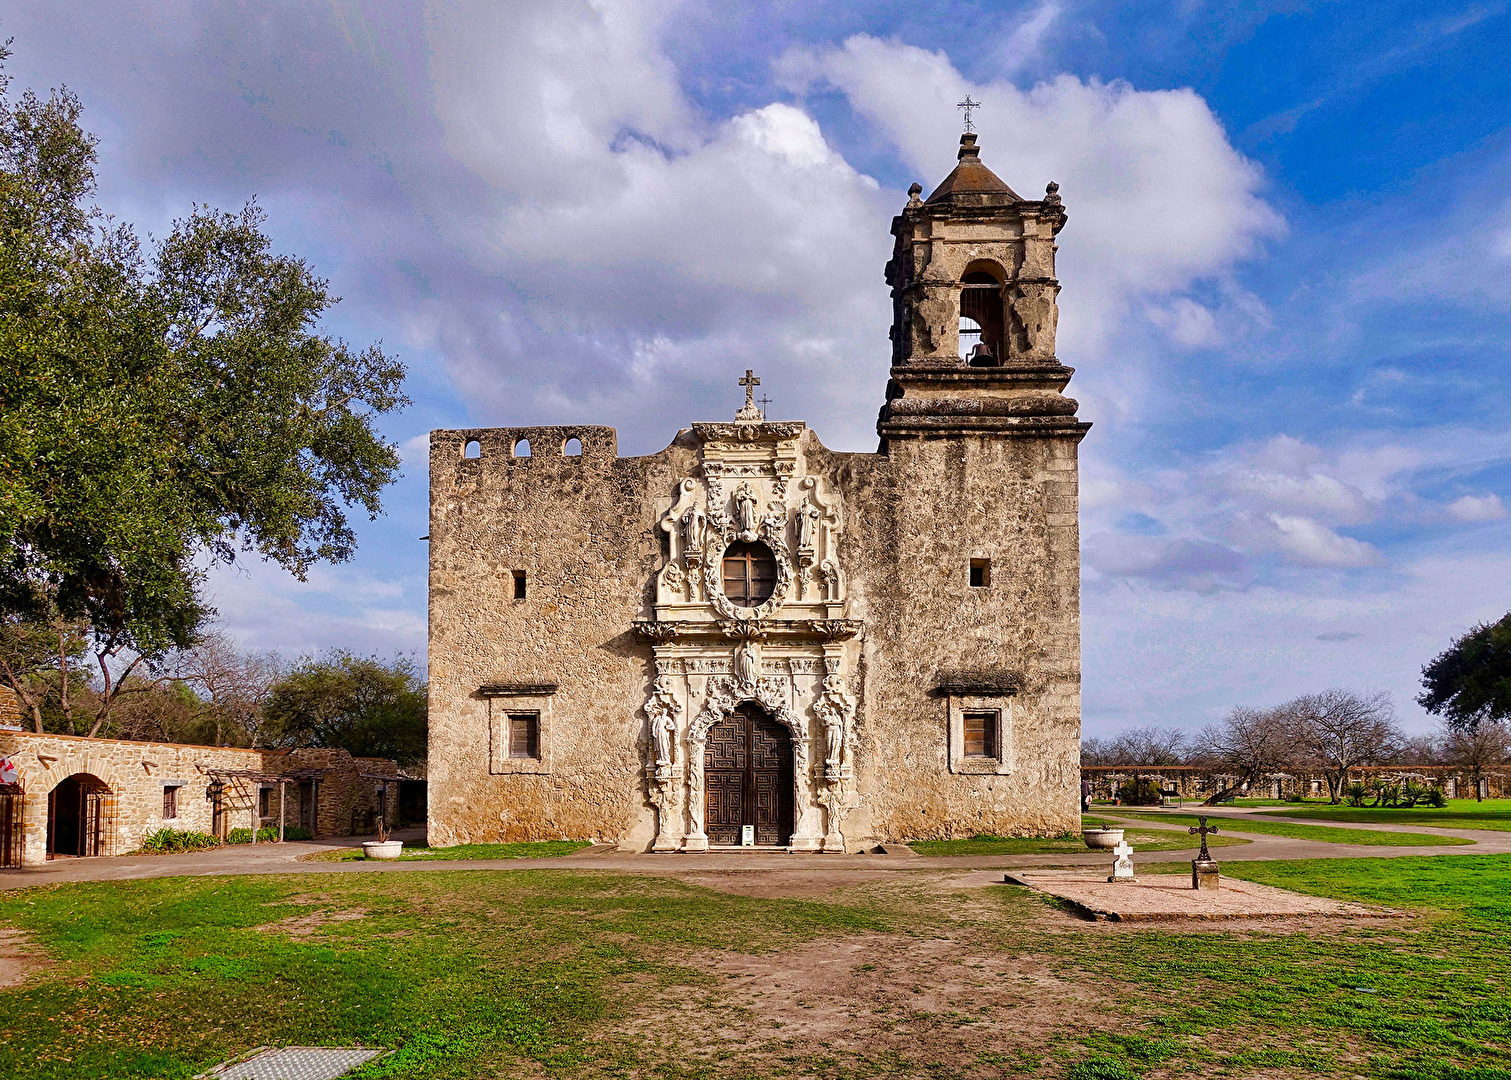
[7,1,1509,736]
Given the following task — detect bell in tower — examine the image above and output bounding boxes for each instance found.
[879,130,1083,445]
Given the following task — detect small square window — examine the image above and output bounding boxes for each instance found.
[969,558,991,588]
[162,785,179,819]
[508,714,540,759]
[512,570,527,600]
[963,711,998,758]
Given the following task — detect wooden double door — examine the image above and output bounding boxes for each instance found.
[705,702,794,847]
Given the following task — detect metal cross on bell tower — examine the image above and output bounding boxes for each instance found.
[956,94,980,133]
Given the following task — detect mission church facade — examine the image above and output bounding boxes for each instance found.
[427,132,1089,851]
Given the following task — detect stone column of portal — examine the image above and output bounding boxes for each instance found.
[682,730,709,852]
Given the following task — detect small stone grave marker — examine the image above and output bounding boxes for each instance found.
[1107,838,1136,883]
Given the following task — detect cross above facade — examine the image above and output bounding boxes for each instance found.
[1189,815,1219,862]
[956,94,980,133]
[735,369,765,422]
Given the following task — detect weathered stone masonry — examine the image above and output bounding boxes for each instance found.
[0,727,394,866]
[427,133,1089,850]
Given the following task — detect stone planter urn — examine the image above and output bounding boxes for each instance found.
[1082,827,1125,850]
[362,840,404,860]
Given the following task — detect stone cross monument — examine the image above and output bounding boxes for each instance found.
[1190,816,1220,891]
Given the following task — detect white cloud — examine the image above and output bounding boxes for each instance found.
[777,34,1284,357]
[414,18,898,449]
[1267,513,1382,568]
[1445,493,1508,522]
[1147,298,1222,348]
[1082,540,1511,736]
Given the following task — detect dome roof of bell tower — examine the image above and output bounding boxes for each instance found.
[925,133,1021,203]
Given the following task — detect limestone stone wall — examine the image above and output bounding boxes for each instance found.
[0,730,393,866]
[427,421,1082,848]
[427,425,697,847]
[809,434,1082,840]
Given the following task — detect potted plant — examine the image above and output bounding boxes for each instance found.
[362,818,404,860]
[1082,826,1125,850]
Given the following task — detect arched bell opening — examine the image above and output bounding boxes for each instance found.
[959,266,1006,365]
[46,773,113,859]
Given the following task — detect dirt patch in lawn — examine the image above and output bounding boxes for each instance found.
[673,868,908,899]
[615,931,1111,1074]
[0,928,48,988]
[257,908,369,939]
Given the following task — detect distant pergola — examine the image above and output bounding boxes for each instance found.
[199,765,327,843]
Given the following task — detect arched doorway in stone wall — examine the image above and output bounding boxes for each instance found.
[47,773,113,858]
[705,702,794,847]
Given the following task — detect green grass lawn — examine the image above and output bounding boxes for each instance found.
[1260,798,1511,833]
[1,856,1508,1078]
[306,840,591,862]
[1111,810,1473,847]
[910,820,1248,857]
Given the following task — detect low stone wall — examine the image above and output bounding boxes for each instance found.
[0,730,395,867]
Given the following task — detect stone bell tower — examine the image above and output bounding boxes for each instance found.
[879,131,1082,441]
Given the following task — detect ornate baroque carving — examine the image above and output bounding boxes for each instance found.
[645,675,682,771]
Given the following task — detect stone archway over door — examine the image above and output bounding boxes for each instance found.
[47,773,113,858]
[705,702,794,846]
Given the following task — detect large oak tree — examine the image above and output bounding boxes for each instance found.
[0,46,408,733]
[1419,613,1511,734]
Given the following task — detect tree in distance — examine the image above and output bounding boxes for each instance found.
[263,652,426,768]
[1287,689,1400,804]
[0,43,409,733]
[1190,689,1402,805]
[1419,613,1511,734]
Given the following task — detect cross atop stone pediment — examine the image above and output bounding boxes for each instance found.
[736,369,764,422]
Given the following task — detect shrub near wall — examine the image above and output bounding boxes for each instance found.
[140,829,221,854]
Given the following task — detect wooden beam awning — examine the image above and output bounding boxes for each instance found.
[199,766,327,783]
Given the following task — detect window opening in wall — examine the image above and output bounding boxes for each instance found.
[722,541,777,607]
[508,714,540,759]
[162,785,179,819]
[463,439,481,459]
[512,569,527,600]
[969,558,991,588]
[964,711,999,759]
[514,438,531,458]
[563,437,582,456]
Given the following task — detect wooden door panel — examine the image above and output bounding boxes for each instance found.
[704,703,794,847]
[706,715,746,770]
[706,771,743,845]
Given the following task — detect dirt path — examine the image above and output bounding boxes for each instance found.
[4,815,1507,897]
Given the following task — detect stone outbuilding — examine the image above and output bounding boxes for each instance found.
[0,725,397,868]
[427,133,1089,851]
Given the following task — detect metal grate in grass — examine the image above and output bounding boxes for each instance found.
[197,1045,387,1080]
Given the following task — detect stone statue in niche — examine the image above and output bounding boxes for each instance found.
[814,673,855,774]
[796,501,819,550]
[733,483,759,542]
[646,675,681,770]
[681,504,706,552]
[732,640,759,690]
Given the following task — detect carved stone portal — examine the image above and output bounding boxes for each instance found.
[645,417,857,853]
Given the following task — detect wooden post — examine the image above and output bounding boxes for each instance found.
[279,780,286,843]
